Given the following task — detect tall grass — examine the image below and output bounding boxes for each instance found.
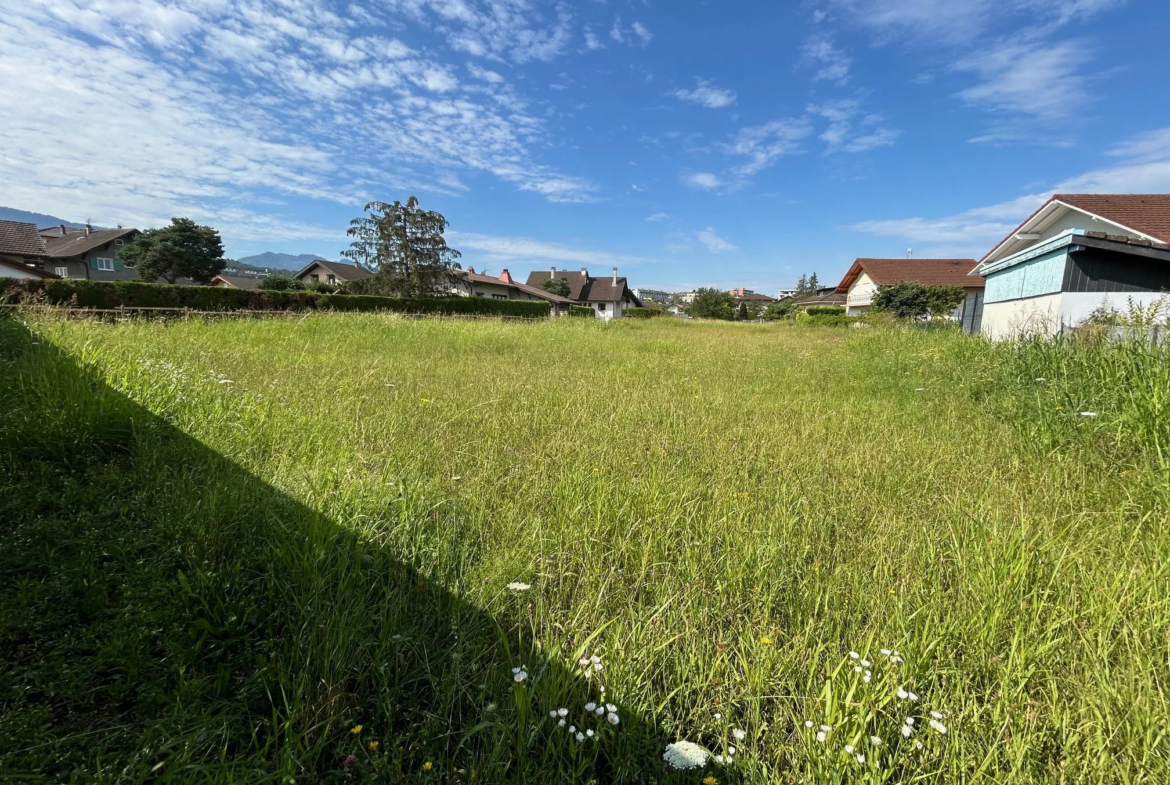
[1,313,1167,783]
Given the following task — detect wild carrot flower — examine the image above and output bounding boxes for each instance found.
[663,741,709,769]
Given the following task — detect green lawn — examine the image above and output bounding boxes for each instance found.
[1,313,1167,783]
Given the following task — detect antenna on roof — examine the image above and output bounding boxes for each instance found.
[907,248,913,258]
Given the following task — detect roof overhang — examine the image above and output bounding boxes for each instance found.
[976,228,1170,276]
[978,198,1163,268]
[834,260,865,294]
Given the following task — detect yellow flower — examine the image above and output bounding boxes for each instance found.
[420,398,431,403]
[368,741,379,752]
[423,761,433,771]
[704,777,718,785]
[351,724,363,735]
[759,636,772,645]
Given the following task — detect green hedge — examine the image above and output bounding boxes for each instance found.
[569,306,596,318]
[622,307,668,319]
[0,279,550,318]
[805,305,846,316]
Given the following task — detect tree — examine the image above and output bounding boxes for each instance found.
[736,301,750,321]
[686,288,735,320]
[808,272,820,291]
[257,274,305,291]
[342,197,461,297]
[796,274,809,295]
[117,218,226,284]
[872,282,965,320]
[539,277,570,297]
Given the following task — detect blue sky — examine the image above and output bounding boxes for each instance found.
[2,0,1169,292]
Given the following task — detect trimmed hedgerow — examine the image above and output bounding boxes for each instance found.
[0,278,550,317]
[622,307,668,319]
[805,305,846,316]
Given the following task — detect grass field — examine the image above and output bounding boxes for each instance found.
[1,312,1167,783]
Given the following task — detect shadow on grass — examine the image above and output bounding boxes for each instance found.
[0,315,664,783]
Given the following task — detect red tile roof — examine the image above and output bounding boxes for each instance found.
[835,258,982,293]
[1054,194,1170,244]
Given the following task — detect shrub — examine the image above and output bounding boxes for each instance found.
[806,306,845,316]
[257,274,306,291]
[569,306,595,318]
[873,282,964,320]
[0,278,550,317]
[622,307,666,319]
[539,277,571,297]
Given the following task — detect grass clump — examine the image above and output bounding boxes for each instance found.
[1,313,1167,783]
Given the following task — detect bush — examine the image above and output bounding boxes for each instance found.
[622,307,666,319]
[569,306,596,318]
[873,282,965,320]
[257,274,306,291]
[0,278,550,317]
[805,306,845,316]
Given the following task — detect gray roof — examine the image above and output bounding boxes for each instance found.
[295,260,373,280]
[463,269,574,303]
[0,220,49,257]
[40,226,138,259]
[211,275,263,290]
[524,269,641,305]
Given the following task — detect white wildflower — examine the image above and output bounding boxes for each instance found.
[595,706,605,715]
[558,718,566,727]
[728,746,736,755]
[513,670,527,683]
[929,719,948,734]
[733,728,745,740]
[663,741,709,770]
[816,731,826,743]
[930,711,943,720]
[568,726,576,733]
[586,729,594,738]
[1081,412,1098,417]
[549,710,558,718]
[726,755,734,764]
[576,732,585,742]
[585,702,596,712]
[853,666,863,673]
[904,717,915,725]
[590,655,600,664]
[804,720,813,728]
[902,724,913,738]
[606,703,617,712]
[908,692,919,701]
[844,745,854,754]
[578,657,589,666]
[863,672,871,683]
[861,659,871,667]
[880,648,892,656]
[916,741,924,750]
[714,712,722,720]
[849,651,860,659]
[607,712,620,725]
[820,725,831,733]
[714,755,723,764]
[558,708,568,717]
[870,736,882,746]
[896,688,909,700]
[594,663,603,672]
[856,753,866,764]
[506,582,531,592]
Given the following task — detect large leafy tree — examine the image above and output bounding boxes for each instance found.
[872,282,965,320]
[117,218,226,284]
[342,197,461,297]
[539,277,571,297]
[686,288,735,320]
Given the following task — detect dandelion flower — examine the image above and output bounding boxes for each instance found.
[506,582,531,592]
[663,741,709,770]
[929,719,948,734]
[733,728,746,740]
[902,725,913,738]
[849,651,860,660]
[704,777,718,785]
[368,741,379,752]
[815,731,826,743]
[423,761,433,771]
[760,636,772,644]
[351,725,363,735]
[856,753,866,764]
[607,712,620,725]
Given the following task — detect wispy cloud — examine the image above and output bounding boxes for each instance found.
[848,124,1170,256]
[645,212,670,222]
[449,231,648,268]
[0,0,595,242]
[698,227,737,253]
[387,0,574,63]
[610,15,653,47]
[808,101,900,154]
[956,37,1091,124]
[726,119,814,176]
[802,31,852,85]
[684,172,724,190]
[672,79,738,109]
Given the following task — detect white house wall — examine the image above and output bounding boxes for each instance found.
[1059,292,1169,326]
[846,271,878,315]
[981,293,1064,341]
[1040,208,1147,245]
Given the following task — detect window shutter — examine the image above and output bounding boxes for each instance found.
[89,257,98,270]
[114,257,123,271]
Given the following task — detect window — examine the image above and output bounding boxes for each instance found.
[55,266,68,277]
[492,293,507,300]
[597,303,606,311]
[311,274,319,282]
[328,275,336,284]
[114,239,125,246]
[96,257,115,271]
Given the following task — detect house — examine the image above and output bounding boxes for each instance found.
[0,221,57,278]
[294,260,373,287]
[524,267,642,321]
[39,224,140,280]
[833,258,984,321]
[791,287,848,311]
[971,194,1170,339]
[453,268,574,315]
[776,288,798,301]
[728,288,777,304]
[210,274,264,290]
[633,287,672,303]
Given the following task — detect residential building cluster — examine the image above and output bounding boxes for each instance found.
[3,192,1169,336]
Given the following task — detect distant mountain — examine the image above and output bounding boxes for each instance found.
[235,252,329,271]
[0,206,87,229]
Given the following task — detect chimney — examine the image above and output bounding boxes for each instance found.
[551,266,556,277]
[467,266,475,274]
[499,269,514,284]
[85,225,91,236]
[59,224,66,236]
[613,267,618,285]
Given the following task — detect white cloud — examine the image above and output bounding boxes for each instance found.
[646,212,669,222]
[726,118,813,175]
[848,124,1170,256]
[807,101,899,154]
[685,172,724,190]
[803,31,852,85]
[387,0,573,63]
[631,22,654,46]
[672,79,738,109]
[449,231,648,268]
[610,15,652,47]
[956,37,1090,122]
[584,28,604,50]
[698,227,736,253]
[0,0,595,243]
